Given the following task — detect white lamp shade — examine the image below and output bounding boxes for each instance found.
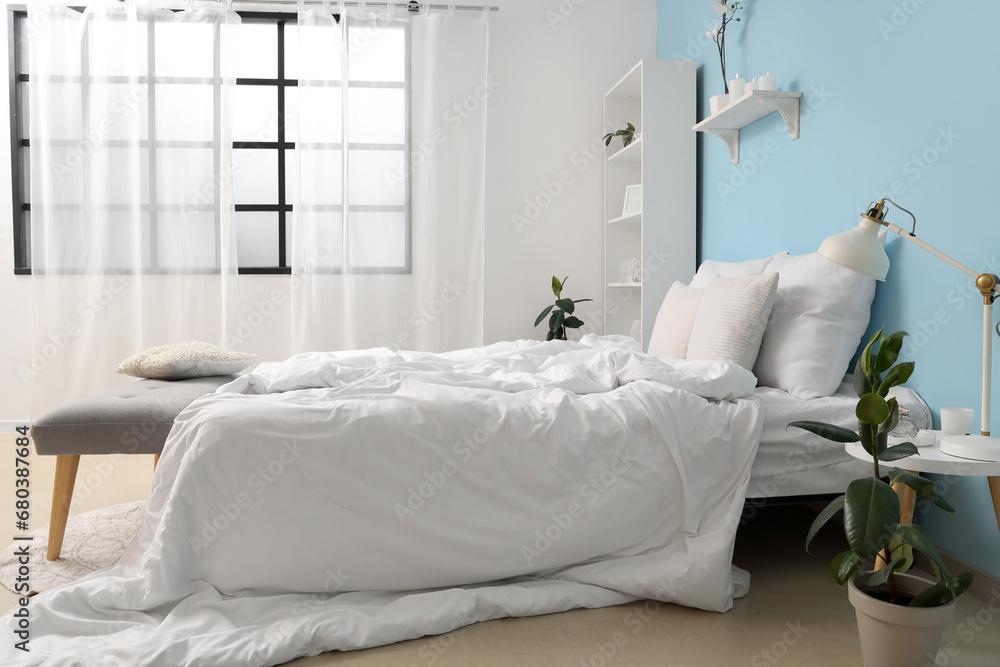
[817,217,890,281]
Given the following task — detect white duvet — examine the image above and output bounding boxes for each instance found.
[3,335,763,666]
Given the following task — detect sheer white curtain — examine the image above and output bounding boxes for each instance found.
[27,0,242,416]
[290,1,487,353]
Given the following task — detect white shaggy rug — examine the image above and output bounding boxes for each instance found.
[0,501,145,595]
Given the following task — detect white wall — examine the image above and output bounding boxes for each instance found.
[0,0,659,422]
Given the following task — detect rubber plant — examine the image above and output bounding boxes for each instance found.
[790,328,974,606]
[534,276,591,342]
[603,123,636,149]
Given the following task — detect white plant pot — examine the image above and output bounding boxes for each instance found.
[848,572,956,667]
[709,93,729,114]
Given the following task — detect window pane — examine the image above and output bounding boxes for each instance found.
[348,26,404,82]
[233,85,278,143]
[156,148,215,207]
[347,212,405,268]
[156,21,214,78]
[348,150,405,206]
[233,149,278,204]
[286,149,342,205]
[19,147,29,205]
[90,19,148,76]
[156,84,214,141]
[236,212,278,267]
[157,212,218,270]
[234,23,277,79]
[287,23,342,81]
[28,83,82,141]
[92,147,149,205]
[91,83,149,141]
[295,85,342,143]
[348,88,404,144]
[295,210,343,269]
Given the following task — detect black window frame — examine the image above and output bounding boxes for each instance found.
[9,7,412,276]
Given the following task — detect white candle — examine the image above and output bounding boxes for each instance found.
[728,73,746,100]
[746,79,757,94]
[758,72,777,91]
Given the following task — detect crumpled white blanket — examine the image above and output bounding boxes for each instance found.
[2,335,763,666]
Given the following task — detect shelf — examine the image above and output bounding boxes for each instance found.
[607,282,641,288]
[692,90,802,164]
[607,138,641,163]
[608,211,641,225]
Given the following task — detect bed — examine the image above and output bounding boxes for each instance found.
[3,250,909,665]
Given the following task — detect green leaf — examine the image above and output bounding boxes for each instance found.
[844,477,900,559]
[572,298,594,304]
[626,122,635,131]
[857,393,890,427]
[563,316,584,329]
[788,421,860,443]
[896,524,954,588]
[832,550,863,586]
[861,327,884,377]
[853,356,872,398]
[879,397,900,434]
[874,331,906,374]
[876,442,919,462]
[887,531,914,572]
[867,558,907,588]
[555,298,575,314]
[534,305,554,327]
[877,362,914,396]
[545,330,555,341]
[549,310,565,332]
[889,470,955,514]
[551,276,563,297]
[805,495,844,554]
[910,571,975,607]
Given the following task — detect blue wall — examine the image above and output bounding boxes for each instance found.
[657,0,1000,578]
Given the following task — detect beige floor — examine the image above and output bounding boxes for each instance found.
[2,432,999,666]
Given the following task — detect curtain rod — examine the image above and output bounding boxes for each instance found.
[230,1,500,10]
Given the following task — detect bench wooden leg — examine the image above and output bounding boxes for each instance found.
[989,476,1000,534]
[875,470,918,571]
[46,454,80,561]
[153,453,159,470]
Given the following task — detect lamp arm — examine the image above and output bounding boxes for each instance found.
[883,222,980,280]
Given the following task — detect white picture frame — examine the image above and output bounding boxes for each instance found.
[622,184,642,216]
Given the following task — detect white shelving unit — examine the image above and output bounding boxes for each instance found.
[692,90,802,163]
[603,59,696,351]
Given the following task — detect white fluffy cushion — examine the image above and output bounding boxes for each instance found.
[116,341,258,379]
[688,252,789,289]
[686,273,780,370]
[752,252,877,399]
[647,281,703,359]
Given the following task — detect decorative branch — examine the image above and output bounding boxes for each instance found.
[706,2,744,95]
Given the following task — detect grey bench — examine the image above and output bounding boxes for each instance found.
[32,376,235,560]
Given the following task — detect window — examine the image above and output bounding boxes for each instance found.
[9,8,411,274]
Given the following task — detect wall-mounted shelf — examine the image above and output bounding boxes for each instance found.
[608,211,641,225]
[692,90,802,164]
[607,138,642,163]
[607,282,641,288]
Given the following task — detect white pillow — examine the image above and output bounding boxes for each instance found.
[686,273,779,370]
[116,341,258,379]
[688,251,789,289]
[752,252,877,398]
[647,281,703,359]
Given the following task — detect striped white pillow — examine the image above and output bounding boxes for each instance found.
[686,273,779,370]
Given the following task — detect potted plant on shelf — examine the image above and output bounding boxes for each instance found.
[534,276,592,341]
[790,328,974,667]
[603,123,636,150]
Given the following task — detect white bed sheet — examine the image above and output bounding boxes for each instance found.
[746,379,931,499]
[3,335,764,666]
